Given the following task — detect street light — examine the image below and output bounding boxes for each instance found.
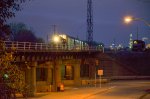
[124,16,150,40]
[124,16,150,27]
[124,16,133,24]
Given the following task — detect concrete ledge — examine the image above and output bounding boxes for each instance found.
[111,76,150,80]
[37,85,51,92]
[81,79,109,86]
[36,81,51,92]
[63,80,74,86]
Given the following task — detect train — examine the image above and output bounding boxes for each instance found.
[132,40,145,51]
[50,34,104,50]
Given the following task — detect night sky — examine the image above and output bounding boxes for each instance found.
[9,0,150,47]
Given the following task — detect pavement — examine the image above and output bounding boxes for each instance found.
[143,94,150,99]
[16,83,150,99]
[140,89,150,99]
[16,84,113,99]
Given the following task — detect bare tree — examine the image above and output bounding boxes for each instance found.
[0,0,30,40]
[10,22,44,42]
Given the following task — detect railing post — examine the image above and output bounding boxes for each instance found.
[46,44,48,50]
[29,42,31,50]
[11,41,14,50]
[40,43,42,50]
[24,42,26,50]
[16,42,18,50]
[35,43,37,50]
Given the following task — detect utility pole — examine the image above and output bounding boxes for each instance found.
[136,26,139,40]
[47,25,57,43]
[52,25,57,34]
[87,0,93,46]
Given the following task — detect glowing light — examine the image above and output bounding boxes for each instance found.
[59,34,67,39]
[124,16,150,27]
[134,41,138,44]
[53,35,60,43]
[4,74,8,79]
[124,16,133,24]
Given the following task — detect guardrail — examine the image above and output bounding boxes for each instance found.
[3,41,103,52]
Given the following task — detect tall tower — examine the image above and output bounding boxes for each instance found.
[87,0,93,45]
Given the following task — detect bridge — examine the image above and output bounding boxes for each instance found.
[2,41,103,96]
[3,41,149,97]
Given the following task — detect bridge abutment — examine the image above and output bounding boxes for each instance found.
[12,50,101,93]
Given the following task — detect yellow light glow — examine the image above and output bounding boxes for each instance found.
[124,16,133,24]
[53,35,60,43]
[134,41,137,44]
[59,34,67,39]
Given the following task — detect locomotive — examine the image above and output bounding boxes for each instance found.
[132,40,145,51]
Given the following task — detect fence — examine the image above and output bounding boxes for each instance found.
[3,41,103,52]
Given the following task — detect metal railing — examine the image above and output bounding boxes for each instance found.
[3,41,103,52]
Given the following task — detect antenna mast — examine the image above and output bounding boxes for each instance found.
[87,0,93,45]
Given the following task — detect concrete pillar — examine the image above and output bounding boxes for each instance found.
[88,59,95,79]
[112,59,116,77]
[46,62,52,83]
[46,62,53,92]
[53,59,62,91]
[47,68,52,83]
[25,67,31,85]
[74,60,81,86]
[30,62,37,96]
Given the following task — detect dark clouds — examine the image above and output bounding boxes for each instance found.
[9,0,150,47]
